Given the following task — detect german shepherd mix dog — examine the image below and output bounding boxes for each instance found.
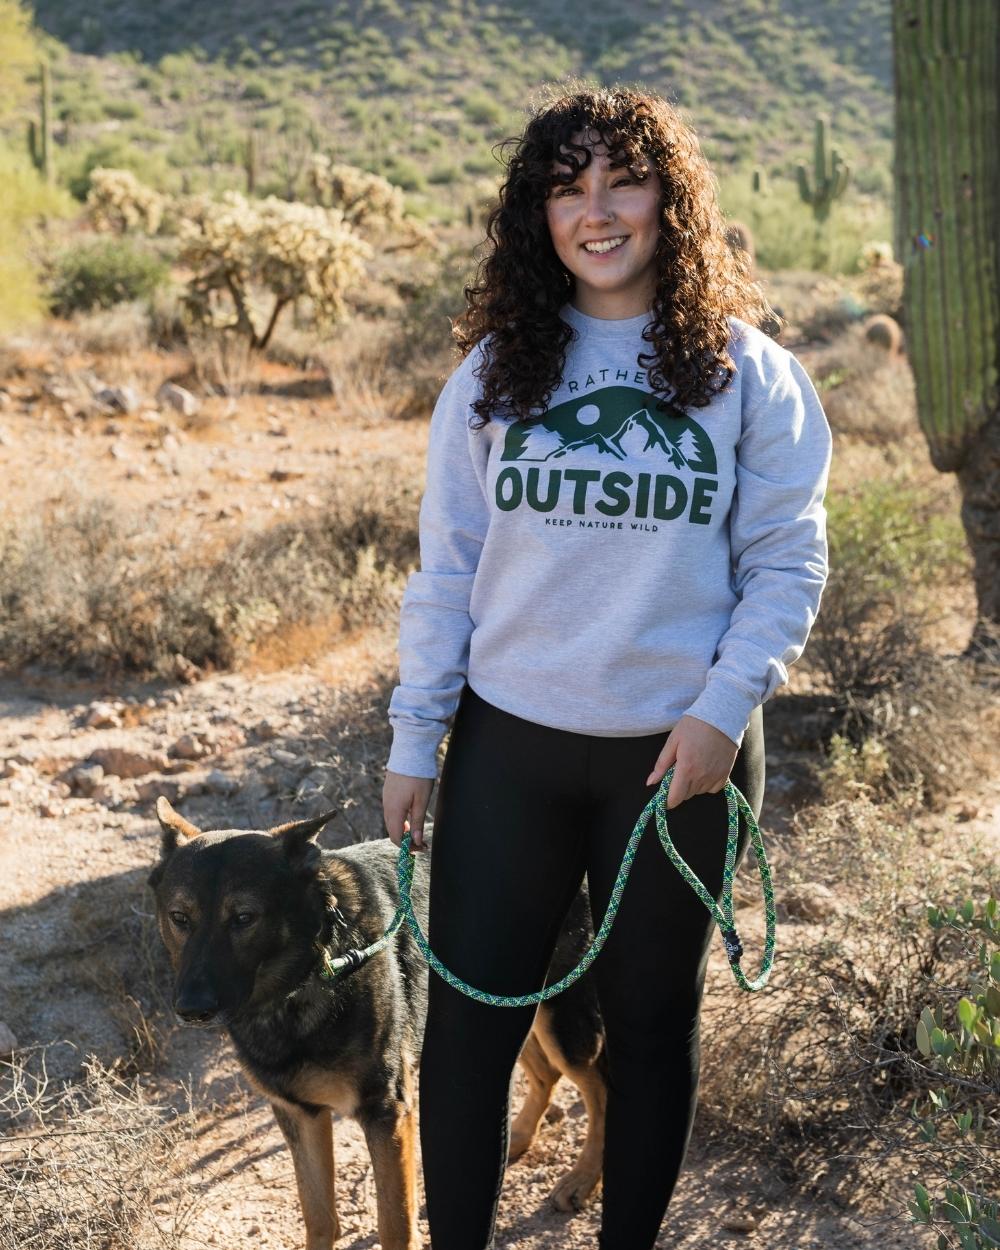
[148,796,608,1250]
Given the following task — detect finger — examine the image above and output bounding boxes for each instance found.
[645,744,676,786]
[384,801,401,845]
[665,773,688,809]
[409,805,427,849]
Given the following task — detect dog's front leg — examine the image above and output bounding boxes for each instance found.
[271,1100,341,1250]
[360,1100,420,1250]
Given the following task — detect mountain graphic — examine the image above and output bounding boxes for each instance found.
[501,385,717,475]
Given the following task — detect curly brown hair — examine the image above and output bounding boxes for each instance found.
[453,82,779,430]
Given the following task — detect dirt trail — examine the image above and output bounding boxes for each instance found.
[2,337,984,1246]
[3,612,982,1248]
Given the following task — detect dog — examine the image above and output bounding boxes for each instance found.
[148,796,608,1250]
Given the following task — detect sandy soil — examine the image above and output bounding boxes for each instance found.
[3,335,993,1248]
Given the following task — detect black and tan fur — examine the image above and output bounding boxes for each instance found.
[148,797,608,1249]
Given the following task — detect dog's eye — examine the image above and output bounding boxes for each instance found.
[169,911,190,929]
[232,912,256,928]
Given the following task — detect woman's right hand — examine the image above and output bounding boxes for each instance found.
[383,769,435,851]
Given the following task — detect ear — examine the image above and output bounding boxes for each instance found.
[155,795,203,857]
[268,809,339,870]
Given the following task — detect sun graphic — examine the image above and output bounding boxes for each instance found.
[576,403,601,427]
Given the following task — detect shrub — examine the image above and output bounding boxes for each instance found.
[0,141,74,331]
[86,166,166,235]
[47,237,168,316]
[177,191,373,352]
[807,476,969,709]
[908,897,1000,1248]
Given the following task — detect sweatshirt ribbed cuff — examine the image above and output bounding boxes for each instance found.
[682,673,761,749]
[386,725,443,780]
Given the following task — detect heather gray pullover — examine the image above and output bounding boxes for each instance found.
[387,303,833,779]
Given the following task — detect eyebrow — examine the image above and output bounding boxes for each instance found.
[548,162,639,185]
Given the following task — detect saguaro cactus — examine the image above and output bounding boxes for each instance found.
[892,0,1000,651]
[796,115,851,224]
[245,129,258,196]
[26,60,52,182]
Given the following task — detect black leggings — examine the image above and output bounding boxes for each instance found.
[419,682,766,1249]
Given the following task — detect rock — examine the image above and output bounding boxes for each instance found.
[94,385,140,414]
[156,382,200,417]
[241,778,277,804]
[169,733,209,761]
[38,801,61,818]
[204,770,240,797]
[69,763,105,797]
[173,654,202,684]
[88,748,169,779]
[0,1023,19,1057]
[270,748,301,767]
[252,718,280,741]
[93,776,136,805]
[84,701,122,729]
[136,776,182,803]
[780,881,841,922]
[721,1209,758,1233]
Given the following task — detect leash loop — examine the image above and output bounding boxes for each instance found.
[323,765,775,997]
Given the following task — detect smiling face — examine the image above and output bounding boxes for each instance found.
[544,127,663,320]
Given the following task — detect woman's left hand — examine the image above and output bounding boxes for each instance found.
[645,715,739,809]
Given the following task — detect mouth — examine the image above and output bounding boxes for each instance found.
[581,235,629,256]
[174,1011,223,1030]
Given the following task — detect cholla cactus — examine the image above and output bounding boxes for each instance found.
[307,156,436,251]
[859,240,894,270]
[86,167,166,235]
[177,191,373,350]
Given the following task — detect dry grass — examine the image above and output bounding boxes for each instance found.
[0,1048,209,1250]
[808,327,917,450]
[700,738,1000,1204]
[0,462,420,678]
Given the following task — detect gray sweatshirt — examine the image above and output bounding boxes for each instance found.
[387,302,832,779]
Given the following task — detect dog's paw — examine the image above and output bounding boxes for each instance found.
[550,1168,601,1213]
[506,1128,536,1163]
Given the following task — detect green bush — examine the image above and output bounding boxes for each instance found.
[48,237,168,316]
[717,166,892,275]
[0,141,74,331]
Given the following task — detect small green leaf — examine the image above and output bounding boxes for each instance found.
[961,898,975,922]
[957,997,977,1031]
[916,1017,932,1057]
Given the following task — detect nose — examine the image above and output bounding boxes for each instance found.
[175,984,219,1023]
[582,184,614,225]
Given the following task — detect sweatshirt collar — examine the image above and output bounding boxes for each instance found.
[558,301,653,341]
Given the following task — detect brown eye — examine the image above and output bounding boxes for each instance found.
[232,912,256,928]
[169,911,190,929]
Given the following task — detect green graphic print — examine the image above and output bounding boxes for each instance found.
[496,386,720,530]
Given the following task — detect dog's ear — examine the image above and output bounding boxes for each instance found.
[269,809,339,870]
[155,796,203,857]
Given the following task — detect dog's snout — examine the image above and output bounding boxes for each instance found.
[175,986,220,1024]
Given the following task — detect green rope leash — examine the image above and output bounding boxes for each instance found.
[321,764,775,996]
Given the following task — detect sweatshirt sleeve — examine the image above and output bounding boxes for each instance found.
[681,346,833,748]
[386,357,490,779]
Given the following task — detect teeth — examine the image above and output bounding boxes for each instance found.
[584,236,627,254]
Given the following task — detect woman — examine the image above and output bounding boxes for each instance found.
[382,85,832,1249]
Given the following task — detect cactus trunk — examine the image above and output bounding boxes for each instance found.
[892,0,1000,648]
